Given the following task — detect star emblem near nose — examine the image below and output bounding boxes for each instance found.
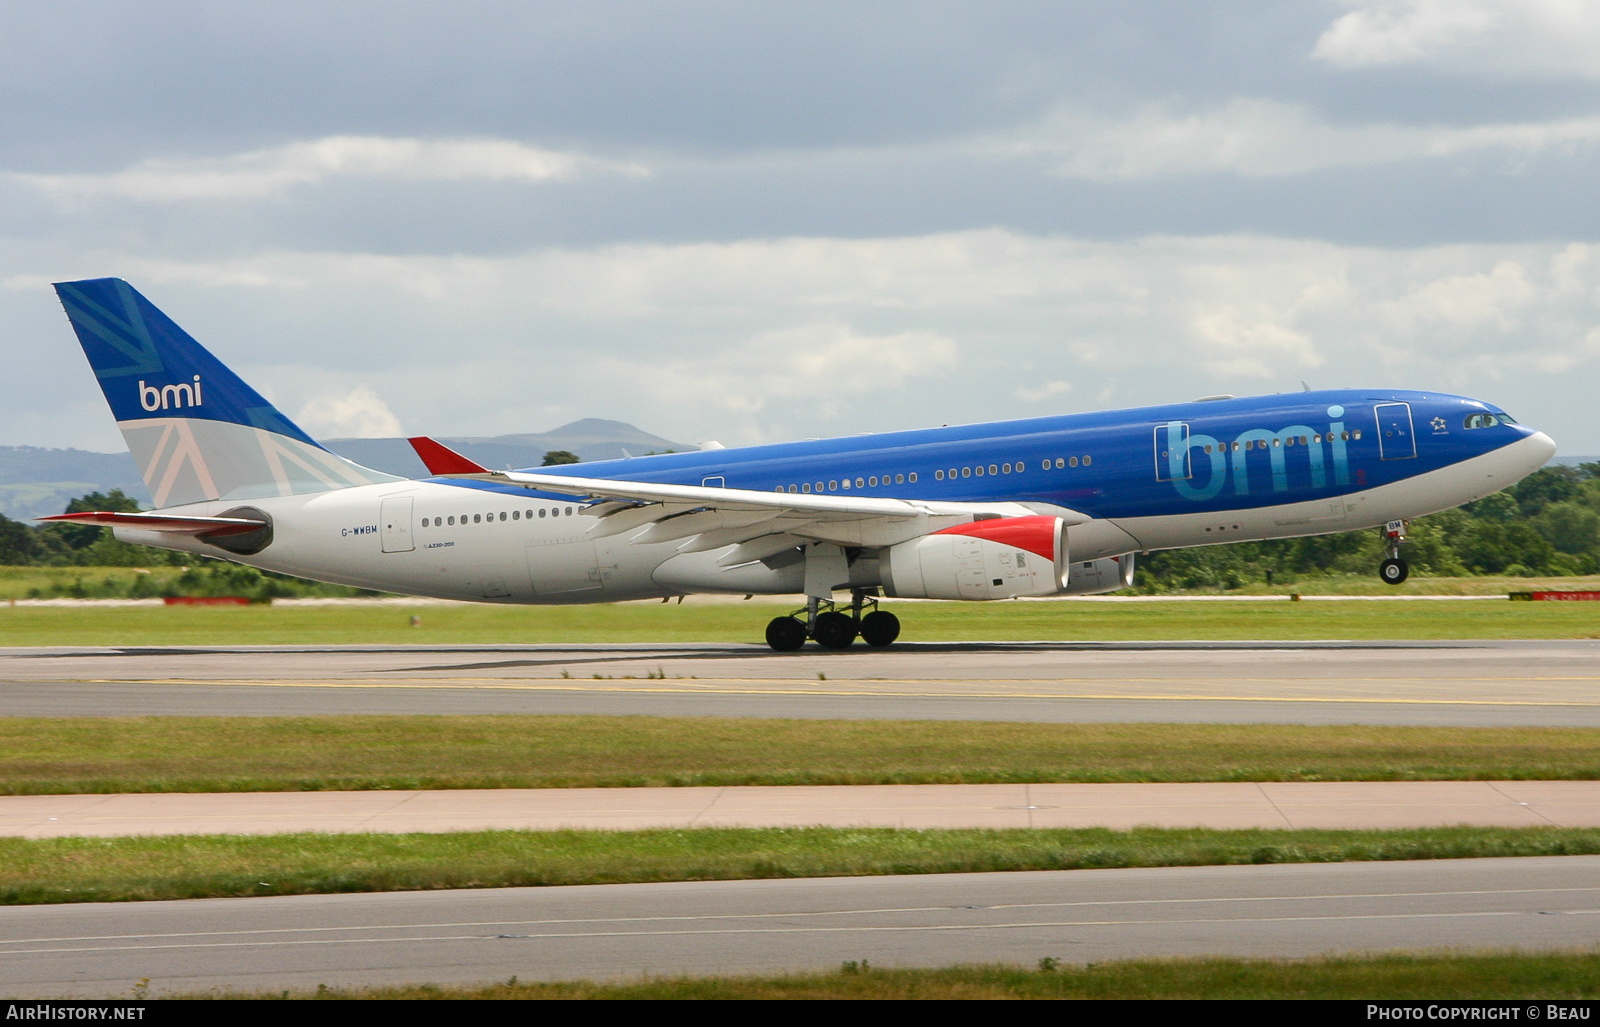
[1431,416,1448,433]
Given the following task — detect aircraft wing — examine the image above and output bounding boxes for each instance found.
[408,436,1080,558]
[37,511,268,537]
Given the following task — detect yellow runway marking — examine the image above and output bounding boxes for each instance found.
[85,678,1600,707]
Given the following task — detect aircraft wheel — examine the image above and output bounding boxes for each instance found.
[1379,557,1409,585]
[859,610,900,647]
[814,611,858,650]
[765,616,806,652]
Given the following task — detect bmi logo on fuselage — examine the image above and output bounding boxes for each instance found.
[1160,405,1354,501]
[138,376,203,412]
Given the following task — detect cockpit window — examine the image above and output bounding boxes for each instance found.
[1464,413,1502,429]
[1495,412,1517,424]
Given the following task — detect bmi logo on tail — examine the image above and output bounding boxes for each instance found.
[138,376,203,412]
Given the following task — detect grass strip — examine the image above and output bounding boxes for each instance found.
[4,716,1600,794]
[2,596,1600,645]
[6,826,1600,905]
[202,952,1600,1000]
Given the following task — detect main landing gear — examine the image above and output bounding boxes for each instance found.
[764,590,900,651]
[1379,519,1410,585]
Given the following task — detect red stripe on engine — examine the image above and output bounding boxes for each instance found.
[932,515,1058,561]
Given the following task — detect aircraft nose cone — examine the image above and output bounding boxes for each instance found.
[1526,430,1557,467]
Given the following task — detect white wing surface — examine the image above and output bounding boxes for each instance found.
[408,436,1086,560]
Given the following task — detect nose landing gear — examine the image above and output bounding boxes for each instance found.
[1379,519,1410,585]
[764,590,899,651]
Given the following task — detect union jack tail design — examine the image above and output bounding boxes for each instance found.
[54,278,399,509]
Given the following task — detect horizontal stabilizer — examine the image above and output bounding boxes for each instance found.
[408,436,490,476]
[38,511,267,537]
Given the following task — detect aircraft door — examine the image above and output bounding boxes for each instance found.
[1154,422,1192,481]
[380,496,415,553]
[1375,403,1417,460]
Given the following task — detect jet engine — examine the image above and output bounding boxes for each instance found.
[881,515,1063,600]
[1060,553,1135,595]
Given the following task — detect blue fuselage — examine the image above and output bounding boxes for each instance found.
[479,389,1539,526]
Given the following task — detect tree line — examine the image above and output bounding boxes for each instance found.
[1137,464,1600,590]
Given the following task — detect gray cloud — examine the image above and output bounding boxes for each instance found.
[1,1,1597,462]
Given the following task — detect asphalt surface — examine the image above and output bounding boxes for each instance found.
[3,640,1600,726]
[4,857,1599,997]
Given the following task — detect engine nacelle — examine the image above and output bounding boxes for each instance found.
[1060,553,1136,595]
[882,516,1063,600]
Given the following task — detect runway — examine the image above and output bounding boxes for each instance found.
[4,857,1599,997]
[4,640,1600,726]
[5,781,1599,838]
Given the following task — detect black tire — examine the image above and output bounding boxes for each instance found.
[1379,557,1410,585]
[859,610,900,647]
[765,616,806,651]
[814,611,858,650]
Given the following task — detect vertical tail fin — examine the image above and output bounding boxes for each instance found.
[54,278,400,508]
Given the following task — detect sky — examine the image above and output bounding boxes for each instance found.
[3,0,1599,454]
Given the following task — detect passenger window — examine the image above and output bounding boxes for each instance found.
[802,483,812,493]
[975,465,985,477]
[988,464,997,475]
[472,514,480,523]
[1083,455,1092,466]
[1040,460,1049,471]
[868,476,877,486]
[1055,457,1064,468]
[908,472,917,482]
[447,516,454,525]
[774,485,784,492]
[1014,461,1023,473]
[936,470,945,480]
[841,478,850,489]
[788,485,797,493]
[1352,430,1362,440]
[828,481,837,491]
[512,510,520,520]
[1001,463,1011,474]
[962,467,971,478]
[1067,457,1076,467]
[539,509,546,518]
[816,482,824,492]
[499,511,506,521]
[895,474,904,484]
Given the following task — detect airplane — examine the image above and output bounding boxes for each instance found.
[41,278,1556,650]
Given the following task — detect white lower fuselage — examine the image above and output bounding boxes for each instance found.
[116,432,1554,603]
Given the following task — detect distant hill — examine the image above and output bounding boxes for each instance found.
[0,419,688,520]
[0,447,150,522]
